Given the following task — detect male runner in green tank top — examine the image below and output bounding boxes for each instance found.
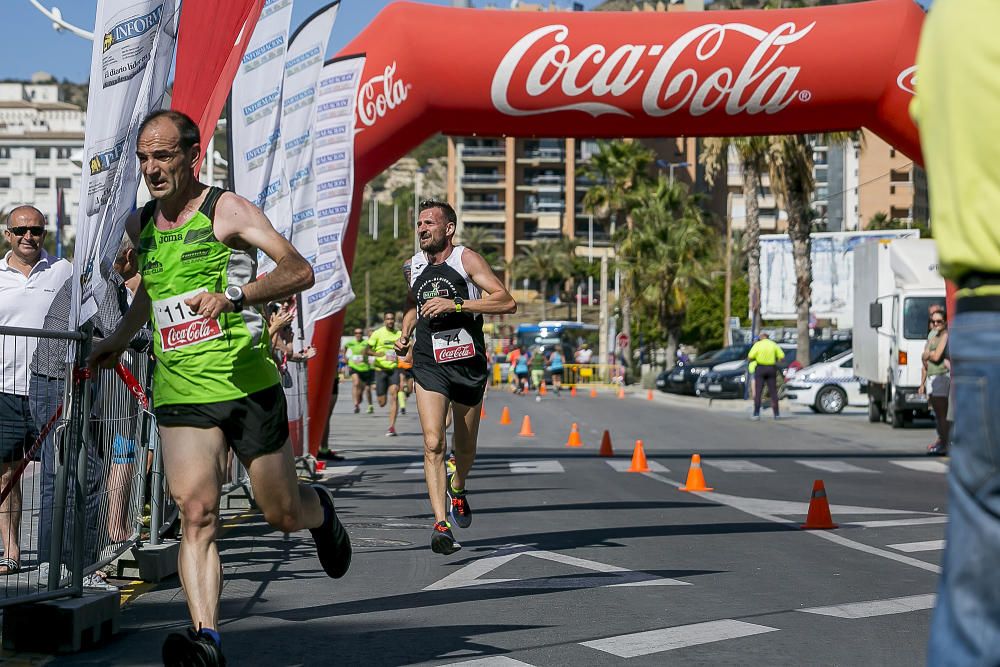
[344,327,373,413]
[89,110,351,667]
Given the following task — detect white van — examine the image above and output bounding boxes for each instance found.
[785,351,866,414]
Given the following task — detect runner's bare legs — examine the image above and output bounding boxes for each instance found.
[416,385,451,523]
[449,401,481,491]
[160,427,323,630]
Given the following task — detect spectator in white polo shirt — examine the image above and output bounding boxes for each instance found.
[0,206,72,576]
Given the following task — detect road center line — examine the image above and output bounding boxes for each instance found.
[580,619,779,658]
[643,472,942,574]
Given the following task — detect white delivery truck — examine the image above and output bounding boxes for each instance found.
[853,238,946,427]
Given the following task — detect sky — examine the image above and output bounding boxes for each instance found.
[1,0,605,83]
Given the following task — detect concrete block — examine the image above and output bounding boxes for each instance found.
[132,540,180,583]
[2,590,120,653]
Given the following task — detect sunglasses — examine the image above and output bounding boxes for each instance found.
[930,319,945,324]
[6,226,46,237]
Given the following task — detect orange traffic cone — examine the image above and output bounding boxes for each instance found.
[499,406,511,425]
[679,454,714,491]
[539,382,547,396]
[598,430,614,457]
[617,387,626,399]
[801,480,838,530]
[647,389,654,401]
[480,403,487,419]
[589,387,598,398]
[570,386,577,397]
[565,423,583,447]
[627,440,650,472]
[518,415,535,437]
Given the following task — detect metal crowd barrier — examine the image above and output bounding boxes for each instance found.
[492,362,627,388]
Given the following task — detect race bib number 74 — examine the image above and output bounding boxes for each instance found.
[153,288,224,352]
[432,328,475,364]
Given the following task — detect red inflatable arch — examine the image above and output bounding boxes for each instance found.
[307,0,925,452]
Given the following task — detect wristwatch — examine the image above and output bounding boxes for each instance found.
[224,285,245,312]
[454,296,464,313]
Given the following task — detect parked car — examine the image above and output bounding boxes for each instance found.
[656,344,752,395]
[784,351,866,414]
[697,339,852,400]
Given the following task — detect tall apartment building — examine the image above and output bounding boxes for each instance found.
[0,79,85,241]
[856,128,928,228]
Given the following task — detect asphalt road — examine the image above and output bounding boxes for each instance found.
[59,387,947,666]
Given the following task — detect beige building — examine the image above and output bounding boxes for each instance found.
[856,128,928,228]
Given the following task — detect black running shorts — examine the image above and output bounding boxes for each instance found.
[154,384,289,461]
[349,368,374,384]
[375,368,401,397]
[412,363,487,407]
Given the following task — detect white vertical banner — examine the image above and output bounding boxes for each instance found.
[281,2,341,336]
[229,0,295,277]
[72,0,179,329]
[303,55,364,328]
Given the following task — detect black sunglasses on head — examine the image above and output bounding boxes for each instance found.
[930,318,945,324]
[6,226,45,237]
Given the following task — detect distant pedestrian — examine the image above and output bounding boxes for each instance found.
[920,310,949,455]
[748,333,784,420]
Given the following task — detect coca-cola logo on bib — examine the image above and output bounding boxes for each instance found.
[435,343,475,363]
[491,22,815,118]
[162,318,223,351]
[358,61,410,128]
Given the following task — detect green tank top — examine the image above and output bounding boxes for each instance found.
[926,330,948,377]
[345,340,370,372]
[138,187,279,407]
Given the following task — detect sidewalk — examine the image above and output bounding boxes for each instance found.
[626,386,792,415]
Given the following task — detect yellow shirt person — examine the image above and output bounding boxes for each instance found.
[747,335,785,367]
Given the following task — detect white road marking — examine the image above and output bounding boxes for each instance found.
[509,460,565,474]
[849,517,948,528]
[441,658,537,667]
[423,544,689,591]
[797,594,937,618]
[887,540,945,553]
[580,620,779,658]
[642,473,943,574]
[890,460,948,474]
[703,459,775,473]
[404,462,424,474]
[796,460,879,474]
[317,465,358,478]
[605,460,669,473]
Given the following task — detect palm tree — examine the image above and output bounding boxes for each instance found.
[617,176,718,364]
[457,224,501,269]
[767,132,855,364]
[582,139,655,378]
[701,136,771,335]
[509,239,574,321]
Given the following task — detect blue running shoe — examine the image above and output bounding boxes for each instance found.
[447,474,472,529]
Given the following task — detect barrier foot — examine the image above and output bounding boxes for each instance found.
[2,589,120,653]
[131,540,181,583]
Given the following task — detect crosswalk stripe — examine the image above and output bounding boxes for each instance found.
[509,460,565,474]
[703,459,775,473]
[441,658,537,667]
[580,620,779,658]
[797,594,936,618]
[605,460,669,473]
[887,540,945,553]
[404,462,423,474]
[318,465,358,478]
[796,460,879,474]
[848,517,948,528]
[890,460,948,474]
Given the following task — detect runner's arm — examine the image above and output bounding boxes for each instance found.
[460,249,516,315]
[204,192,314,314]
[396,261,417,355]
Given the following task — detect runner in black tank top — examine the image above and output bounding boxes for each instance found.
[396,200,516,555]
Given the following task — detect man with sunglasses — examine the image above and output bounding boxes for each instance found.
[0,206,72,577]
[395,199,516,555]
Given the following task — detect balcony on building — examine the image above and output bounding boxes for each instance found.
[517,168,565,192]
[519,139,565,163]
[517,219,564,244]
[573,218,612,246]
[461,168,505,190]
[461,140,506,162]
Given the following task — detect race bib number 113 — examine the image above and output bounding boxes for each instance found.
[153,288,224,352]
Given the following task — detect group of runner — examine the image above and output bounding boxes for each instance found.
[86,110,515,665]
[342,313,413,436]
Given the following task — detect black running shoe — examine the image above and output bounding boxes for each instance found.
[162,629,226,666]
[310,485,352,578]
[447,474,472,529]
[430,520,461,555]
[316,449,345,461]
[927,440,949,456]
